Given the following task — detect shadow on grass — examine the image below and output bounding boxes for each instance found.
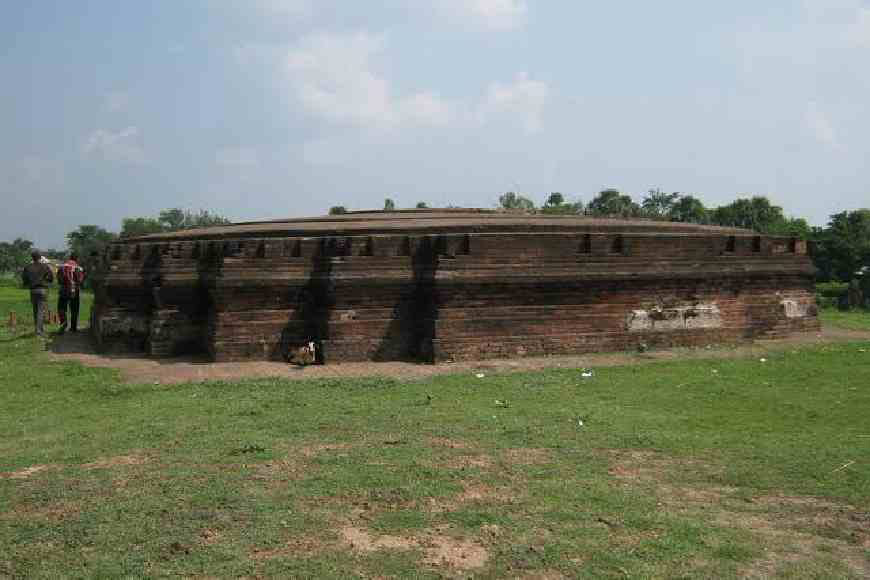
[46,329,220,367]
[0,331,43,343]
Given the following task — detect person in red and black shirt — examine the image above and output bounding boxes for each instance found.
[57,253,85,333]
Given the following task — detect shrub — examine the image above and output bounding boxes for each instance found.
[816,282,848,310]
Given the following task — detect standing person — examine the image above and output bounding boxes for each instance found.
[21,250,54,337]
[57,253,85,333]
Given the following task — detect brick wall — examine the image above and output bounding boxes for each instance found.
[90,230,819,362]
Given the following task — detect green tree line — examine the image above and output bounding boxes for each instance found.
[495,188,868,283]
[0,208,231,284]
[335,191,867,285]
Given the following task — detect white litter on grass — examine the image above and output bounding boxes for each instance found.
[475,373,485,379]
[580,368,594,378]
[711,369,719,374]
[577,418,584,427]
[759,358,767,363]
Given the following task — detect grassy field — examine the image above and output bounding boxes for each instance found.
[0,282,94,335]
[1,287,869,578]
[820,308,870,331]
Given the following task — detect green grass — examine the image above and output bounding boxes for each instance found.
[0,285,93,336]
[821,308,870,331]
[1,287,869,578]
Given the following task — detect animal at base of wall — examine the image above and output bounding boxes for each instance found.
[288,341,316,366]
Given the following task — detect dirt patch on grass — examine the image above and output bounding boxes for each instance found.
[83,454,148,469]
[250,536,324,560]
[299,443,352,458]
[503,448,553,466]
[1,501,79,522]
[198,528,222,546]
[0,464,54,479]
[425,482,517,514]
[428,438,497,472]
[443,454,494,470]
[457,482,515,503]
[427,437,472,450]
[248,444,355,493]
[341,525,417,552]
[607,449,718,483]
[250,459,306,485]
[48,324,870,385]
[339,524,489,571]
[608,449,870,578]
[420,533,489,570]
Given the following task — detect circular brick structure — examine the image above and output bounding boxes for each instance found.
[91,209,819,362]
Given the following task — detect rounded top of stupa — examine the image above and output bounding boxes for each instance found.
[125,208,750,242]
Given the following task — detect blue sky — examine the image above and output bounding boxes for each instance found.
[2,0,868,249]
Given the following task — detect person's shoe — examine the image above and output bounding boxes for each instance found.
[70,328,78,333]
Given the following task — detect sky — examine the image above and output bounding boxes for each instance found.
[1,0,868,249]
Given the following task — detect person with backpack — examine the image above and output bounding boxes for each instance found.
[57,253,85,333]
[21,250,54,337]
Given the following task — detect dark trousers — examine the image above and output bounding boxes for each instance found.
[30,289,48,336]
[58,291,80,331]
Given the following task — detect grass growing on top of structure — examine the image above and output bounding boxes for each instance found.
[1,287,868,578]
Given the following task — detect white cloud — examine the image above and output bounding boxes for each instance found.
[215,147,260,168]
[479,72,550,133]
[805,102,842,150]
[285,32,452,128]
[443,0,528,30]
[82,126,147,163]
[284,32,548,134]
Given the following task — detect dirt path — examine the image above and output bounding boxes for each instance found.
[48,326,870,385]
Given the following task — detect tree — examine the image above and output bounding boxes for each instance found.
[586,189,641,218]
[384,198,396,211]
[540,192,583,215]
[766,217,812,239]
[415,201,428,209]
[498,191,535,211]
[182,209,231,229]
[545,192,564,207]
[158,208,186,231]
[328,206,348,215]
[709,196,787,233]
[668,195,708,224]
[155,208,230,231]
[641,189,680,218]
[813,209,870,282]
[66,225,117,284]
[121,217,165,237]
[121,208,231,237]
[0,238,34,277]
